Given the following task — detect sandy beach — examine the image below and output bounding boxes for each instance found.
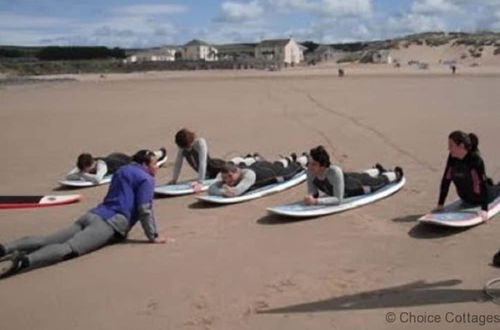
[1,64,500,329]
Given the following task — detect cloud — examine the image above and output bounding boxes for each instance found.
[217,1,264,22]
[112,4,187,16]
[411,0,461,15]
[0,11,72,29]
[269,0,373,18]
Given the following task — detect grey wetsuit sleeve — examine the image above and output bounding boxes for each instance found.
[230,169,256,196]
[65,160,107,183]
[317,166,344,205]
[172,148,184,182]
[194,138,208,182]
[137,203,158,242]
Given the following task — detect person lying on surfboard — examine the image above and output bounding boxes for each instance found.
[0,150,168,278]
[434,130,500,221]
[303,145,403,206]
[208,154,307,197]
[66,148,167,184]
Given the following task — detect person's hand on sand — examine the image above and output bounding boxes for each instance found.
[191,181,203,192]
[304,195,317,205]
[154,234,175,244]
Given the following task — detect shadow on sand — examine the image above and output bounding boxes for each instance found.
[258,279,489,314]
[257,213,317,225]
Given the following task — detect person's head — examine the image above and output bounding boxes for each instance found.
[308,145,331,176]
[175,128,196,149]
[132,149,158,176]
[448,130,479,158]
[220,162,241,186]
[76,153,95,173]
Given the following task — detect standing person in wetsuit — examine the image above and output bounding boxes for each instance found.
[169,128,226,192]
[435,131,500,221]
[208,155,307,197]
[66,148,167,184]
[303,146,403,206]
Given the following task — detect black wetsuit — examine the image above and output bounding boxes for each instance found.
[96,153,132,175]
[248,161,303,189]
[438,153,500,211]
[183,148,225,179]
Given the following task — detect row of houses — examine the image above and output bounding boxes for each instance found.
[125,38,306,65]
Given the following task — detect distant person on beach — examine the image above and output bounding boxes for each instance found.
[451,65,456,74]
[434,131,500,221]
[66,149,167,184]
[303,146,403,206]
[0,150,168,278]
[338,69,345,77]
[208,154,307,197]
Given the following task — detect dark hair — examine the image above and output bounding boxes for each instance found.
[175,128,196,148]
[76,153,94,170]
[132,149,156,166]
[309,145,331,167]
[448,130,479,153]
[220,162,239,174]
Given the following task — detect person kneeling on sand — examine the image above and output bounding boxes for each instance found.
[208,154,307,197]
[66,148,167,184]
[0,150,168,278]
[304,145,403,206]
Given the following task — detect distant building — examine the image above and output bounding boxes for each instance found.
[124,47,178,63]
[216,43,256,61]
[255,38,304,65]
[306,45,348,63]
[182,39,218,61]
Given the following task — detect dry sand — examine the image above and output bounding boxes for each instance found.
[1,65,500,329]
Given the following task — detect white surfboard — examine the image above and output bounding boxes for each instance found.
[418,195,500,227]
[154,179,218,196]
[59,175,113,187]
[196,171,307,204]
[0,194,82,209]
[59,153,168,187]
[267,176,406,217]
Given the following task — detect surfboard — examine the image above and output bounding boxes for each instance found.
[59,175,112,187]
[196,171,307,204]
[154,179,218,196]
[417,195,500,227]
[59,153,168,187]
[267,176,406,217]
[0,194,82,209]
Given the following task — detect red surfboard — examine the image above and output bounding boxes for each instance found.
[0,195,82,209]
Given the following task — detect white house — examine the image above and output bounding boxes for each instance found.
[182,39,218,61]
[124,47,178,63]
[255,38,304,65]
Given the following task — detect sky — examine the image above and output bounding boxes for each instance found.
[1,0,500,47]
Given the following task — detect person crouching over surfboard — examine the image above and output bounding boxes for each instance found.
[434,131,500,222]
[303,145,403,206]
[208,155,307,197]
[66,148,167,184]
[0,150,168,278]
[169,128,229,192]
